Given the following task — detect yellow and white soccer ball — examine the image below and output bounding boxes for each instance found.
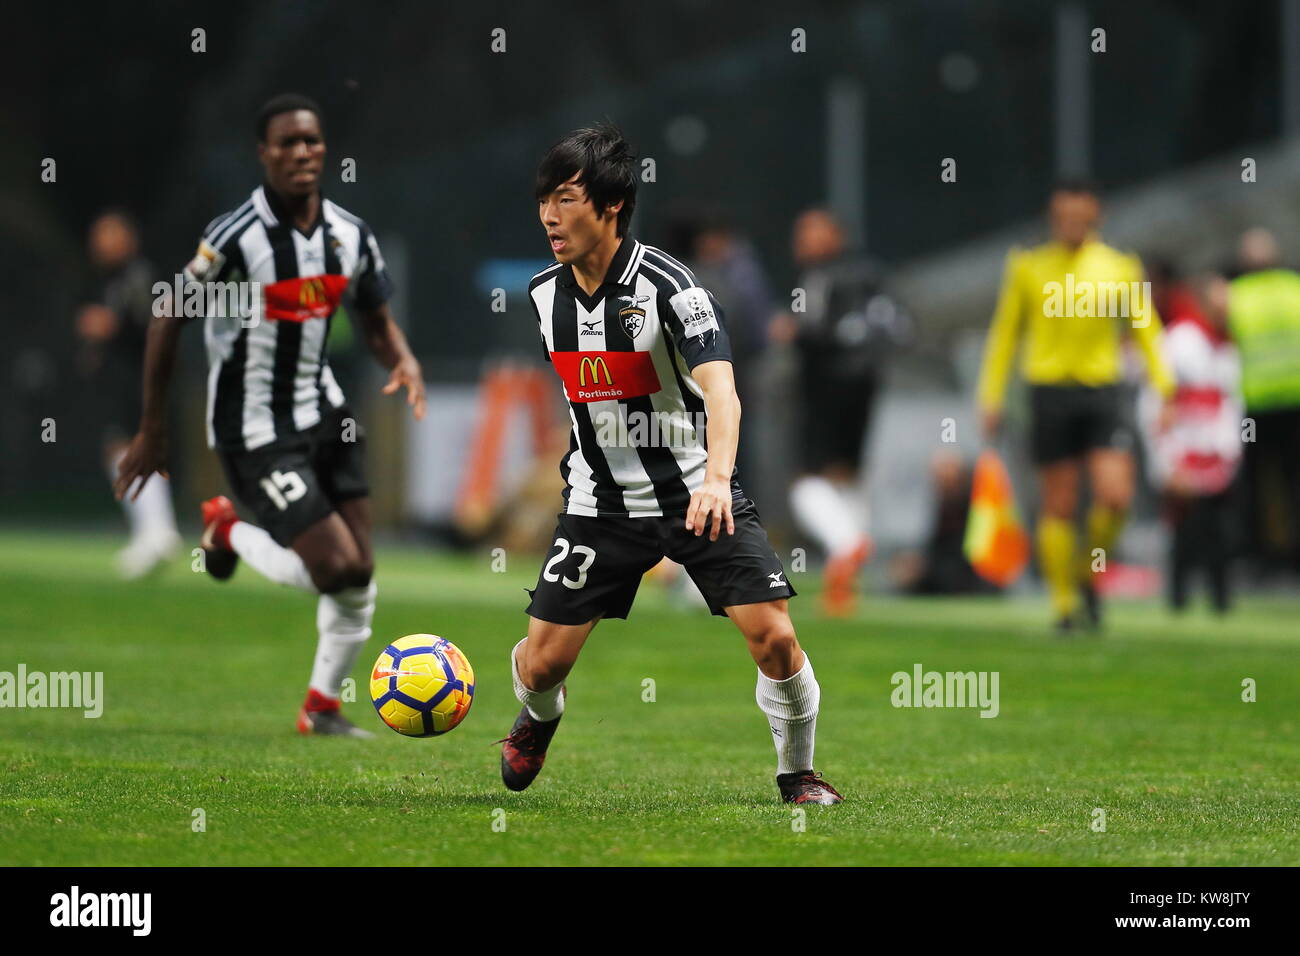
[369,635,475,737]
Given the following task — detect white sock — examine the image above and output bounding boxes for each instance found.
[111,450,179,545]
[755,654,821,775]
[511,637,565,722]
[790,476,860,557]
[229,521,315,591]
[309,582,376,698]
[840,480,871,539]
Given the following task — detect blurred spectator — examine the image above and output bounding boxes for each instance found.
[1140,272,1242,612]
[890,450,996,596]
[775,208,912,615]
[665,205,774,485]
[1226,228,1300,577]
[76,210,180,577]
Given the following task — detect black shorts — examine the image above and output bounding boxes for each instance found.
[1028,384,1132,465]
[218,407,369,546]
[526,496,796,624]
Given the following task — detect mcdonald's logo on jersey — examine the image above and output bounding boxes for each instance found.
[263,274,350,322]
[549,350,662,402]
[579,355,612,386]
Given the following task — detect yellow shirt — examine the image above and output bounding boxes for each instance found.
[976,238,1175,410]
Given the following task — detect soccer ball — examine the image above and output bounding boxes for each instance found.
[369,635,475,737]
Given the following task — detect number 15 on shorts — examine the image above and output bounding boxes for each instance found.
[542,537,595,590]
[260,469,307,511]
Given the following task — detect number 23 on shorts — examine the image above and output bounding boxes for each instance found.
[542,537,595,590]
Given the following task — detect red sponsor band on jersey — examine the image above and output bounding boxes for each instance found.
[549,350,662,402]
[263,274,350,322]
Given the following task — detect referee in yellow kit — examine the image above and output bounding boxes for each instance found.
[977,180,1175,633]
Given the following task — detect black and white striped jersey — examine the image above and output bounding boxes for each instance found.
[528,236,734,517]
[183,184,392,451]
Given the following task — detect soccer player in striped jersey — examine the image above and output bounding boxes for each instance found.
[114,94,426,737]
[499,124,842,804]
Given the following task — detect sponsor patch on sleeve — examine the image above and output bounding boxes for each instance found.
[669,287,719,338]
[185,239,224,281]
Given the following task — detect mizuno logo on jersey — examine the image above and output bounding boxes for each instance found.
[768,571,785,588]
[579,319,602,335]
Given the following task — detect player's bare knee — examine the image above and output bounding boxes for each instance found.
[746,617,799,668]
[520,652,567,692]
[348,558,374,589]
[308,555,351,594]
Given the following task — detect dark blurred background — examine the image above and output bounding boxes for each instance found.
[3,0,1296,581]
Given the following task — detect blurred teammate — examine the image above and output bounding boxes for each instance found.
[976,180,1174,633]
[502,125,842,804]
[76,211,181,578]
[114,94,426,735]
[772,208,911,615]
[1139,272,1241,612]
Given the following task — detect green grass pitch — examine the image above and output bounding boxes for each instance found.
[0,529,1296,866]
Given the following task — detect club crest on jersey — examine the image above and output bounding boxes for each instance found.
[618,294,650,339]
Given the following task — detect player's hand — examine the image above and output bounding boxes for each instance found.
[980,407,1003,442]
[113,429,169,502]
[685,477,735,541]
[383,355,427,421]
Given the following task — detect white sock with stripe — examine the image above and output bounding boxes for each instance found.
[229,521,315,592]
[511,637,565,722]
[755,654,821,775]
[309,582,376,698]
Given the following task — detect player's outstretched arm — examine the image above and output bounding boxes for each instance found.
[357,302,426,421]
[686,360,740,541]
[113,309,184,501]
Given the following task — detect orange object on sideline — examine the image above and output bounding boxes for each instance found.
[963,450,1030,588]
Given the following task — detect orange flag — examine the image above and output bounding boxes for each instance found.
[963,450,1030,588]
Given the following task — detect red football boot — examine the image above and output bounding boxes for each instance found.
[777,770,844,805]
[499,692,566,792]
[199,495,240,581]
[297,689,373,738]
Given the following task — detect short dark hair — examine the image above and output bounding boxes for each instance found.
[257,93,324,142]
[1050,176,1101,199]
[535,123,637,236]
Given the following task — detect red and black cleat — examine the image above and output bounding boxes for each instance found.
[199,495,240,581]
[498,705,564,792]
[296,688,372,738]
[777,770,844,805]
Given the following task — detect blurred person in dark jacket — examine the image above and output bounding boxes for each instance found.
[76,210,181,578]
[667,206,775,486]
[771,208,912,615]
